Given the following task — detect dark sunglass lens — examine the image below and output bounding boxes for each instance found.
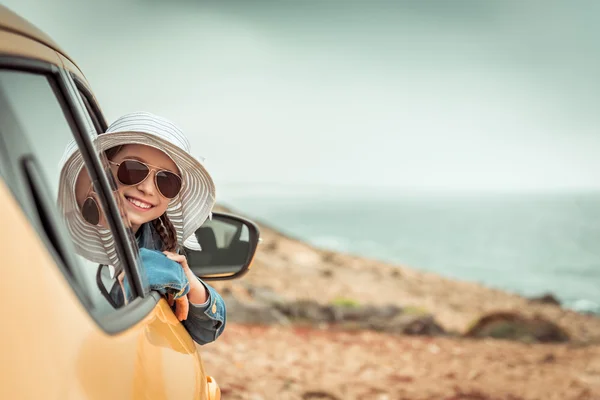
[82,197,100,225]
[156,171,182,198]
[118,160,149,185]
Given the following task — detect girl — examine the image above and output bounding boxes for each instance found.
[58,112,225,345]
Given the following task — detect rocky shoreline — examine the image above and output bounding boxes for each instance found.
[202,205,600,399]
[221,285,572,344]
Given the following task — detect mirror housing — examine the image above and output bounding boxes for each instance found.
[183,212,260,281]
[95,212,260,304]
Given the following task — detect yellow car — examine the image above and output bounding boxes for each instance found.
[0,6,259,400]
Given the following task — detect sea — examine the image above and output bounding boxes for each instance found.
[222,186,600,315]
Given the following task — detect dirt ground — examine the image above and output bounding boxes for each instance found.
[202,324,600,400]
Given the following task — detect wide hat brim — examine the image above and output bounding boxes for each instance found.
[57,142,121,266]
[57,114,216,266]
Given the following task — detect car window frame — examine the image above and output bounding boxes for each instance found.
[72,75,108,132]
[59,66,147,298]
[0,54,159,334]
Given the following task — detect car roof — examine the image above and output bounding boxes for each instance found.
[0,5,73,65]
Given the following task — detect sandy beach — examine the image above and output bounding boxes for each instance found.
[202,208,600,399]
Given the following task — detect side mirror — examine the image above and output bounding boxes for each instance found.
[183,212,260,281]
[95,212,260,301]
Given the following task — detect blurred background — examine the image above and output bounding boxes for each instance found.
[3,0,600,312]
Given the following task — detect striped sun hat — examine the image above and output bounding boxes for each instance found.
[57,112,216,266]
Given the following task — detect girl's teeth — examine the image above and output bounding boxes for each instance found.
[128,197,151,209]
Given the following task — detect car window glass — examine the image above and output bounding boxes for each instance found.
[0,70,133,315]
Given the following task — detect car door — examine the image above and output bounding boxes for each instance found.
[0,31,210,399]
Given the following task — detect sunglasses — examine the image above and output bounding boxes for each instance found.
[108,159,182,199]
[81,183,101,226]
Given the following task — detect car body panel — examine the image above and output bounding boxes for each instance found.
[0,29,62,65]
[0,5,217,399]
[0,5,73,64]
[0,178,207,399]
[0,6,91,92]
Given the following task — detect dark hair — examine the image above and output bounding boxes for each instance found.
[105,145,123,161]
[152,213,179,252]
[105,144,179,252]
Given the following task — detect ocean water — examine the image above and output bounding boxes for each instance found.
[223,188,600,314]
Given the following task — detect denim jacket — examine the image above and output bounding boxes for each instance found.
[123,248,190,300]
[110,223,226,345]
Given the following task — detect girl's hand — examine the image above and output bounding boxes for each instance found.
[117,271,128,305]
[163,251,191,321]
[167,293,189,321]
[163,251,190,271]
[163,251,209,306]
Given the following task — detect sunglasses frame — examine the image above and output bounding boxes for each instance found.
[108,159,183,199]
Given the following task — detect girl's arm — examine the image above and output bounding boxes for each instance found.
[163,251,227,345]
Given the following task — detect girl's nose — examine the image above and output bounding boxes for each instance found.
[136,171,157,196]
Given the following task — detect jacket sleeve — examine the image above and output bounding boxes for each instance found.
[181,279,227,345]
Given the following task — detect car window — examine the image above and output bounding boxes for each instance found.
[0,69,139,316]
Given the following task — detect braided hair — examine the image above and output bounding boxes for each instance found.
[152,213,179,252]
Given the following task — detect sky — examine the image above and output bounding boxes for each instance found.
[2,0,600,195]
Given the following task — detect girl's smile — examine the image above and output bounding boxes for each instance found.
[109,144,180,233]
[125,195,155,211]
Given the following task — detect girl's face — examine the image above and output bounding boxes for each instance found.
[109,144,180,233]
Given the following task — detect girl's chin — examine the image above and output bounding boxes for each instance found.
[128,213,160,226]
